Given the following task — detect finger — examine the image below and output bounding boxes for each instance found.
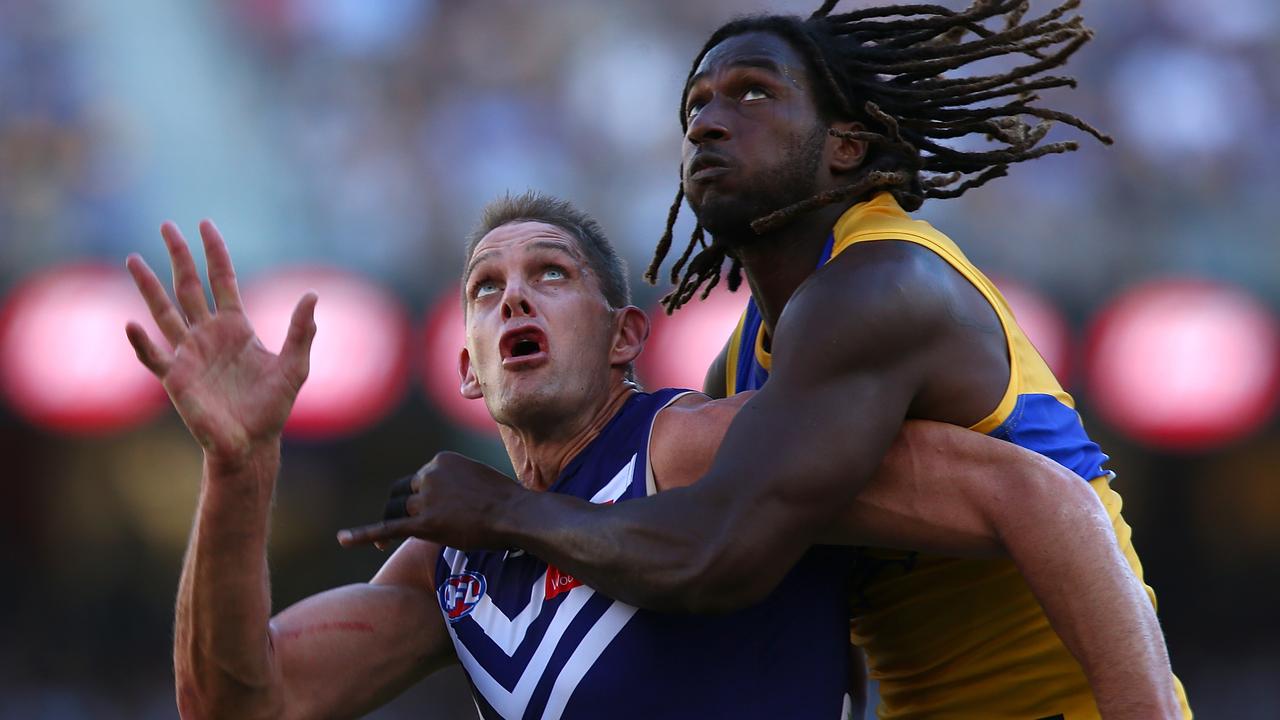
[279,292,318,389]
[404,494,423,517]
[125,321,173,376]
[160,221,213,325]
[387,473,416,498]
[199,219,244,312]
[337,519,417,547]
[125,254,187,348]
[383,494,410,521]
[382,493,425,520]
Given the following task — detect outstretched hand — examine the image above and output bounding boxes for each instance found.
[338,451,523,551]
[125,220,318,464]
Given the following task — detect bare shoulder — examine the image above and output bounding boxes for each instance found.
[786,241,961,344]
[772,240,1005,425]
[649,391,753,491]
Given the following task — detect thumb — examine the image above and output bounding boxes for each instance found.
[280,292,318,388]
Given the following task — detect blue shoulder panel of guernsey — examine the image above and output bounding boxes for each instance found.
[435,389,854,720]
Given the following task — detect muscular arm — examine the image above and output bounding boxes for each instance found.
[177,452,452,720]
[271,540,453,719]
[126,221,453,719]
[650,400,1176,720]
[849,427,1176,720]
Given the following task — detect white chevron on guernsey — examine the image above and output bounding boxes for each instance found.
[469,582,550,656]
[440,453,641,717]
[449,454,639,657]
[588,454,636,504]
[540,601,639,720]
[450,584,598,718]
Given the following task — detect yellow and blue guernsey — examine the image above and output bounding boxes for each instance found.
[724,192,1191,720]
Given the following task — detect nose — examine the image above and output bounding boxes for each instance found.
[500,281,535,321]
[685,98,731,146]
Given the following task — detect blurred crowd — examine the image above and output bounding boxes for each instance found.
[2,0,1279,717]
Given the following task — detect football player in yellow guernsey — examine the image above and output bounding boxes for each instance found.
[342,2,1191,718]
[662,3,1191,717]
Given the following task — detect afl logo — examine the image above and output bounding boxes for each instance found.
[438,571,487,623]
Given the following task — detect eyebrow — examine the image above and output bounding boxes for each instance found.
[464,238,584,284]
[687,56,791,94]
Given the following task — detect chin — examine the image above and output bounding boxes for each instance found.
[691,195,757,239]
[488,389,568,431]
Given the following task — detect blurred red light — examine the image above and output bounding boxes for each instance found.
[1086,279,1280,451]
[0,264,167,434]
[419,285,497,434]
[991,276,1073,383]
[638,285,748,392]
[242,268,410,439]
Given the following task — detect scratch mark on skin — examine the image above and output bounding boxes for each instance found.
[277,621,375,641]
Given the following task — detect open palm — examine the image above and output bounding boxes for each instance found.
[125,221,317,461]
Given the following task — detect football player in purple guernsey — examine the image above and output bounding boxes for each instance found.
[130,194,1166,720]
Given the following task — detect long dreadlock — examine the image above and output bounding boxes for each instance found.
[647,0,1111,313]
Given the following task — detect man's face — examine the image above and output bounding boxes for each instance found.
[460,221,620,429]
[681,31,829,239]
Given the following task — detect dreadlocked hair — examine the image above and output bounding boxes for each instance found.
[651,0,1111,313]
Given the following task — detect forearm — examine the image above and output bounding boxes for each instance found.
[826,423,1178,717]
[995,460,1179,718]
[498,484,756,613]
[175,445,283,718]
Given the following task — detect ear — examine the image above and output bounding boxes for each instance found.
[828,120,867,175]
[609,306,650,370]
[458,347,483,400]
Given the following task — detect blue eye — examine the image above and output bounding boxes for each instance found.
[474,280,500,298]
[543,267,566,281]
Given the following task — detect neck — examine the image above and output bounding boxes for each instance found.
[728,202,851,337]
[498,381,638,492]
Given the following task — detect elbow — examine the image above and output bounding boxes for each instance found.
[174,659,284,720]
[606,490,787,614]
[1030,460,1108,528]
[175,677,203,720]
[996,456,1110,548]
[656,542,779,614]
[683,575,775,614]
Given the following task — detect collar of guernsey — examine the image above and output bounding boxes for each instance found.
[723,191,1112,482]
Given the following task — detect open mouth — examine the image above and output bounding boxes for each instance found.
[500,325,549,367]
[511,338,540,356]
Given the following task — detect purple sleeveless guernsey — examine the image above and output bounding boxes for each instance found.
[434,389,854,719]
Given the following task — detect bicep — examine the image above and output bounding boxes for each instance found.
[270,540,453,719]
[706,356,916,543]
